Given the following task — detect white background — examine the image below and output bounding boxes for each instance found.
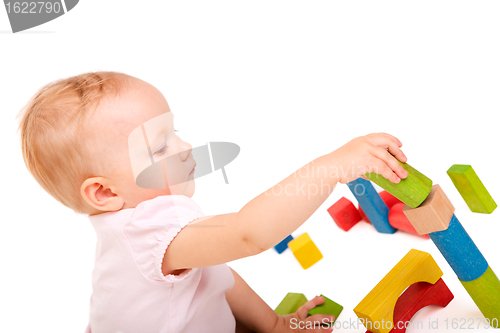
[1,1,499,332]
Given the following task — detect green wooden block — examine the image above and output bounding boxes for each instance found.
[447,164,497,214]
[275,292,308,316]
[460,266,500,328]
[364,161,433,208]
[307,294,343,326]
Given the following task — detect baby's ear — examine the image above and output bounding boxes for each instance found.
[80,177,124,212]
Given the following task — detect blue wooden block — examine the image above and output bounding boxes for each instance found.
[274,234,294,254]
[429,214,488,282]
[347,178,396,234]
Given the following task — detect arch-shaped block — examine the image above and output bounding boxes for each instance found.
[364,278,454,333]
[354,249,443,333]
[347,178,396,234]
[429,214,488,282]
[388,278,453,333]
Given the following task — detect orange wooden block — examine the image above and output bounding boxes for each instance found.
[403,185,455,235]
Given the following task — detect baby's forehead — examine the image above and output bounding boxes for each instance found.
[93,81,170,133]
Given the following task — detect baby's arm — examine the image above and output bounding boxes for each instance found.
[225,267,277,333]
[226,267,334,333]
[162,133,407,275]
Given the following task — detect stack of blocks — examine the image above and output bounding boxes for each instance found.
[275,292,343,327]
[329,178,427,237]
[354,249,454,333]
[363,162,500,328]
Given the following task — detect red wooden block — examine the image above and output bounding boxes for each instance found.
[365,278,454,333]
[359,191,402,224]
[327,197,362,231]
[388,203,430,238]
[380,191,404,209]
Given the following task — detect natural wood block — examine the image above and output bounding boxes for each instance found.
[447,164,497,214]
[388,203,429,239]
[364,278,454,333]
[308,294,343,326]
[428,214,488,282]
[275,292,308,316]
[364,161,433,208]
[460,266,500,328]
[274,234,294,254]
[347,178,396,234]
[403,184,455,235]
[288,233,323,270]
[327,197,362,231]
[354,249,443,333]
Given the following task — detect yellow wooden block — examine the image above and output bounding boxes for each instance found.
[288,233,323,269]
[403,184,455,235]
[354,249,443,333]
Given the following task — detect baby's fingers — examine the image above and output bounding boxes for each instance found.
[368,134,407,163]
[376,132,403,147]
[372,147,408,180]
[369,154,401,183]
[296,296,325,320]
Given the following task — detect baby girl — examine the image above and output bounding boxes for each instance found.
[17,71,408,333]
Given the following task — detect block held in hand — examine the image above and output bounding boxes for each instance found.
[364,161,433,209]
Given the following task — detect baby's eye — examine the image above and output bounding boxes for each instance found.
[155,144,167,155]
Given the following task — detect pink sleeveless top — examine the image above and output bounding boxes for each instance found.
[84,195,236,333]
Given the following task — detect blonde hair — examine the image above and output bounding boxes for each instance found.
[16,71,132,215]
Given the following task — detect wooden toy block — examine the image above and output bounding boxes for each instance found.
[460,266,500,328]
[327,197,362,231]
[364,278,454,333]
[359,191,403,224]
[447,164,497,214]
[354,249,443,333]
[379,190,404,210]
[428,214,488,282]
[364,161,433,208]
[288,233,323,269]
[308,294,343,326]
[359,205,371,223]
[402,184,455,235]
[347,178,396,234]
[388,203,429,238]
[274,292,308,316]
[274,234,294,254]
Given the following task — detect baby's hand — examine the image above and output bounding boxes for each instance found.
[272,296,335,333]
[329,132,408,184]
